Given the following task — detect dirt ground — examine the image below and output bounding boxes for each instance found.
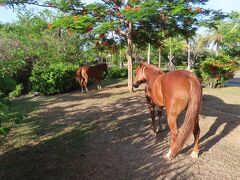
[0,80,240,180]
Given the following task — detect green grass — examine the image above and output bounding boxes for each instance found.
[10,97,44,114]
[0,96,45,138]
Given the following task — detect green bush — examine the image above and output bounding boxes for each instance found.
[9,84,23,99]
[0,98,24,136]
[30,63,78,95]
[0,74,17,97]
[107,67,128,79]
[198,56,238,88]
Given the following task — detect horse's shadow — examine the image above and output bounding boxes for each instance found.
[182,94,240,155]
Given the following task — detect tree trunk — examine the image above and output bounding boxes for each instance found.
[135,47,138,64]
[216,42,220,56]
[168,42,176,70]
[58,28,62,39]
[119,49,123,68]
[147,43,151,64]
[187,41,191,70]
[126,22,133,93]
[158,46,161,68]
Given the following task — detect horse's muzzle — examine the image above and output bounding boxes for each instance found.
[133,81,140,88]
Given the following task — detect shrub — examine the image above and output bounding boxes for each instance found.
[198,56,238,88]
[30,63,78,95]
[0,74,17,97]
[106,67,128,79]
[9,84,23,99]
[0,98,24,136]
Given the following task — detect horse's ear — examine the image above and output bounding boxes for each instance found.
[139,62,143,67]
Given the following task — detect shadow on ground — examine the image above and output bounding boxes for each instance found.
[1,86,240,179]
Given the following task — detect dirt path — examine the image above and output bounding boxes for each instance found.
[1,81,240,179]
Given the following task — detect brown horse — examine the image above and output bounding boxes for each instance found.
[133,63,202,159]
[76,63,108,93]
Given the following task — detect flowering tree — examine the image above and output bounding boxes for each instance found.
[1,0,212,92]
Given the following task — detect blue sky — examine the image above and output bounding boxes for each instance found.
[0,0,240,23]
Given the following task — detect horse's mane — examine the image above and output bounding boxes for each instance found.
[141,62,164,74]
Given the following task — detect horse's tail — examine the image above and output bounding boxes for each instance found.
[76,67,82,82]
[172,77,202,157]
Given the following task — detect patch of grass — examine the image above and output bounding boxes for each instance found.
[0,96,47,140]
[10,96,44,114]
[103,78,127,88]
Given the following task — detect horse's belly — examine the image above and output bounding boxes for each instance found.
[151,87,164,107]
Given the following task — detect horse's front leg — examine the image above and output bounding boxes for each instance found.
[96,78,102,90]
[146,97,157,134]
[157,107,164,132]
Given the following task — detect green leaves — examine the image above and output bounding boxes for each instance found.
[52,15,95,33]
[199,55,238,88]
[0,127,10,136]
[0,75,17,96]
[94,20,119,34]
[30,63,78,95]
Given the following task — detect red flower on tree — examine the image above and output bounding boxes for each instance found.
[133,7,140,12]
[48,23,52,30]
[115,29,121,34]
[195,7,202,13]
[102,42,109,46]
[85,26,93,33]
[99,33,104,39]
[125,4,131,11]
[116,12,122,17]
[73,16,78,22]
[209,64,217,75]
[95,41,100,46]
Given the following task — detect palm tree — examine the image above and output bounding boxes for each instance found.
[200,28,223,56]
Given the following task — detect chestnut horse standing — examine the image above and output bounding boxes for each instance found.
[76,63,108,93]
[133,63,202,159]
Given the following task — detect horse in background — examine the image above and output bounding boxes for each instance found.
[133,63,202,159]
[76,63,108,93]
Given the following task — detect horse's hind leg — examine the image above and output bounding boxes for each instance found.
[165,110,180,159]
[83,80,89,93]
[80,78,84,93]
[191,120,200,158]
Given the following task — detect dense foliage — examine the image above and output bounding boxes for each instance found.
[30,63,78,95]
[197,55,238,88]
[107,67,128,79]
[0,59,24,137]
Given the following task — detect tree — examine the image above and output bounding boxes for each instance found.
[1,0,213,92]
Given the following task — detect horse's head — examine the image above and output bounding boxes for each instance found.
[133,63,147,88]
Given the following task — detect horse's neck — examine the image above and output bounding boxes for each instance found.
[144,67,163,90]
[144,67,163,81]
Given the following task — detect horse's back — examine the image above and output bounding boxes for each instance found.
[81,63,107,78]
[163,70,200,87]
[161,70,201,108]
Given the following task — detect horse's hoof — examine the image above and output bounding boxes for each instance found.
[150,130,157,136]
[164,150,172,160]
[190,151,199,159]
[157,126,166,133]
